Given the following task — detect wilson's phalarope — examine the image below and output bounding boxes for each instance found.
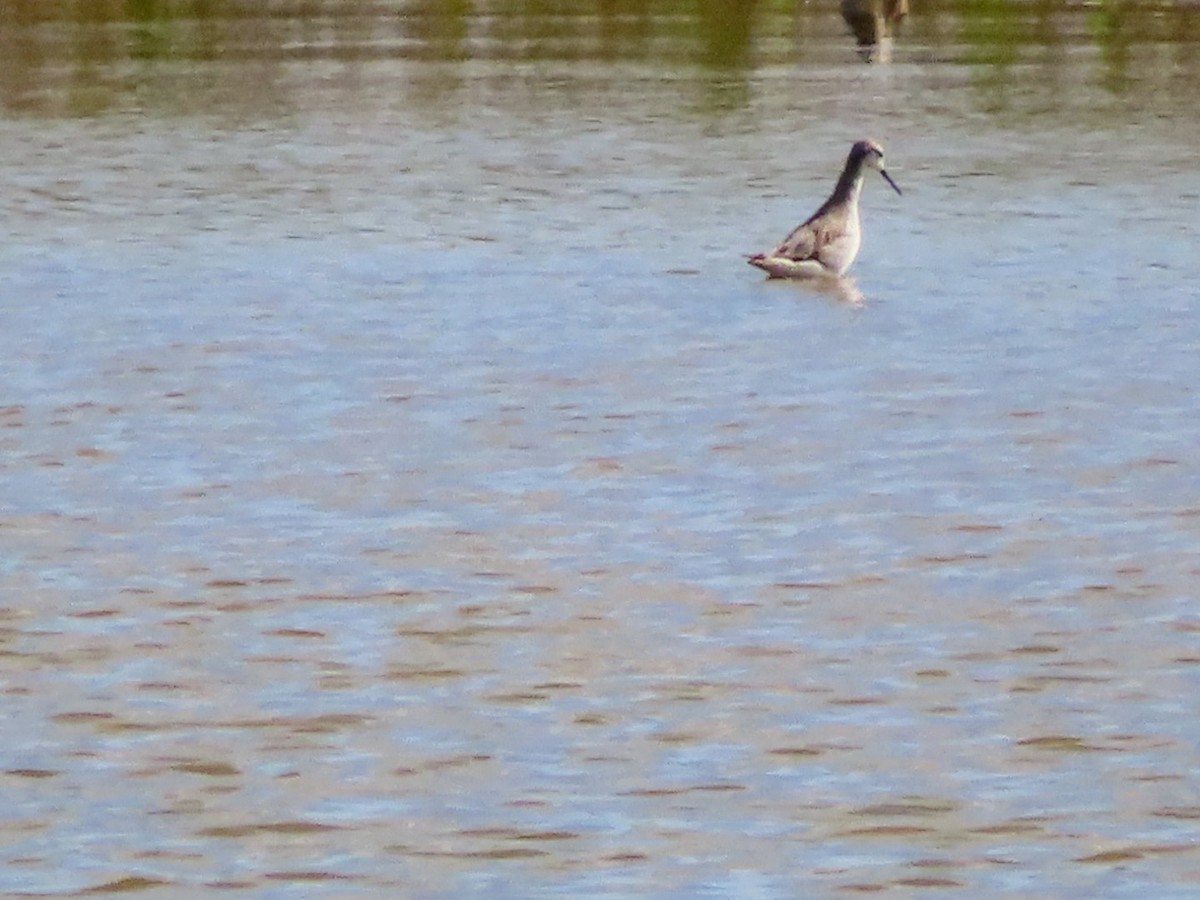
[749,139,901,280]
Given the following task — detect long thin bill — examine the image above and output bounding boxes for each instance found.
[880,168,902,195]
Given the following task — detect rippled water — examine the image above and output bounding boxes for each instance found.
[2,2,1200,896]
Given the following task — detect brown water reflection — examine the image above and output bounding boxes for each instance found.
[12,535,1199,891]
[2,0,1200,117]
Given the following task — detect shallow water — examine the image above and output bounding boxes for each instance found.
[3,2,1200,897]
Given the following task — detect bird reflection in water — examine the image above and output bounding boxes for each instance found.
[840,0,908,62]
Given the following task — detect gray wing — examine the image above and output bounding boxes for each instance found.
[772,222,819,261]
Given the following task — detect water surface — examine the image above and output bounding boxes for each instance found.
[2,2,1200,896]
